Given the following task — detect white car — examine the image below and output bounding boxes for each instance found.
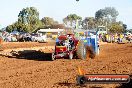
[32,34,46,42]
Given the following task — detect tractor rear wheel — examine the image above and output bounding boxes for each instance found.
[76,40,87,59]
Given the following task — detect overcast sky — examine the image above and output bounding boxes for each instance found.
[0,0,132,29]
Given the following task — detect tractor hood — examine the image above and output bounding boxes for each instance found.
[58,35,67,40]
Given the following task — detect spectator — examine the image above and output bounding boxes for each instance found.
[105,34,108,42]
[120,34,123,42]
[128,34,131,43]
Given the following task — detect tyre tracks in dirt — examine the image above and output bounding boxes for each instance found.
[0,43,132,88]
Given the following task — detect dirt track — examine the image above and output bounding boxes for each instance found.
[0,42,132,88]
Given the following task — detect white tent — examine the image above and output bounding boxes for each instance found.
[37,29,64,33]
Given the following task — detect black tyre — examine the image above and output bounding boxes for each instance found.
[76,75,86,85]
[76,40,87,59]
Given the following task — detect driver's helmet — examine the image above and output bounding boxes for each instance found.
[67,34,72,38]
[69,36,72,40]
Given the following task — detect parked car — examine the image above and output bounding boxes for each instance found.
[4,34,17,42]
[31,33,46,42]
[17,32,32,42]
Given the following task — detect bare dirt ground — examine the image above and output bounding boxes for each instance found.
[0,42,132,88]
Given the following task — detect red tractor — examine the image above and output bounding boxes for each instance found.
[51,34,94,60]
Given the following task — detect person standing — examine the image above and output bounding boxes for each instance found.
[106,34,108,42]
[128,34,131,43]
[120,34,123,42]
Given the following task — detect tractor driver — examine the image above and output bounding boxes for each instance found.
[59,40,65,46]
[68,36,74,49]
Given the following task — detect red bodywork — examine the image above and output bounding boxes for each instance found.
[54,34,79,58]
[55,46,67,52]
[58,35,67,40]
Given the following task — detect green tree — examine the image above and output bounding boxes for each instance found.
[109,22,124,33]
[129,29,132,33]
[122,24,127,33]
[95,7,119,27]
[18,7,40,33]
[51,24,65,29]
[41,17,58,28]
[123,24,127,30]
[7,21,19,31]
[82,17,96,29]
[63,14,82,29]
[6,25,14,32]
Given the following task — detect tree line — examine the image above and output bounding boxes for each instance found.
[6,7,127,33]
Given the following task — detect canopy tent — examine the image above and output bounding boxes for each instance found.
[37,29,64,33]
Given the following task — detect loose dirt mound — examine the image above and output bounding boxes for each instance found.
[0,42,55,50]
[0,42,131,88]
